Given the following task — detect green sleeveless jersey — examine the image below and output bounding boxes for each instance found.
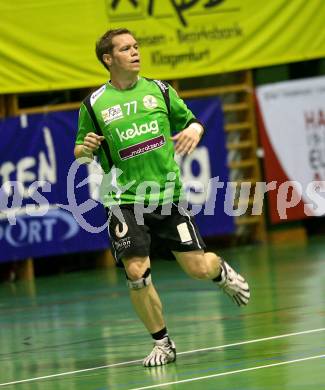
[76,77,196,206]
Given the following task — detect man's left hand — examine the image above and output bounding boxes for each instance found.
[171,124,203,155]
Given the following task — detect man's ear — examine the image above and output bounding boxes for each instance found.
[103,53,112,67]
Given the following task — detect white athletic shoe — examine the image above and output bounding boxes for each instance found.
[216,260,250,306]
[143,337,176,367]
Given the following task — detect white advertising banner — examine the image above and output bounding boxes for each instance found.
[256,76,325,223]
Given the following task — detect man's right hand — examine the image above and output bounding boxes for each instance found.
[83,132,105,155]
[74,132,105,160]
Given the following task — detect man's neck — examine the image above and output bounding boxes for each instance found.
[109,75,139,90]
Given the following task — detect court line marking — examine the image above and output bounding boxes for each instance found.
[129,354,325,390]
[0,327,324,387]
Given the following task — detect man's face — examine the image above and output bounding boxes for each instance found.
[107,34,140,74]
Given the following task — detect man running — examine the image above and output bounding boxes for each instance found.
[74,28,250,368]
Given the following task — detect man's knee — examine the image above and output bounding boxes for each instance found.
[123,257,152,289]
[126,268,152,290]
[183,257,210,279]
[189,263,210,279]
[125,262,142,281]
[174,251,211,280]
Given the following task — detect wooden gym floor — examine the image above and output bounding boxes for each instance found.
[0,237,324,389]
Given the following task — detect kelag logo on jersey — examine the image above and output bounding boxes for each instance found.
[115,120,160,142]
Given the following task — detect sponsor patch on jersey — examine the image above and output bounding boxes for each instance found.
[101,105,123,124]
[143,95,158,109]
[119,135,165,160]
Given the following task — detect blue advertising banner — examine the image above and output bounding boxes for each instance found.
[0,112,109,263]
[0,97,234,264]
[179,97,234,237]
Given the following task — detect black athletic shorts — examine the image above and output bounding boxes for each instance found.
[106,203,206,267]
